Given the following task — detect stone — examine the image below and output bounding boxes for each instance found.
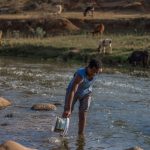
[0,140,37,150]
[125,146,144,150]
[31,103,56,111]
[0,97,11,109]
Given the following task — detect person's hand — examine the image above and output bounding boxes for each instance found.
[62,110,71,118]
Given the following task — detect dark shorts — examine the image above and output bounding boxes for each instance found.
[64,90,92,112]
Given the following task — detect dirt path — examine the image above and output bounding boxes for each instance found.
[0,11,150,20]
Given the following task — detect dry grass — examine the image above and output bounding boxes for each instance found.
[0,11,150,20]
[3,33,150,54]
[62,11,150,19]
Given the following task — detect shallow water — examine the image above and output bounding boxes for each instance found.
[0,58,150,150]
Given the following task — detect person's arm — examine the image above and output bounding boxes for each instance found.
[62,74,83,118]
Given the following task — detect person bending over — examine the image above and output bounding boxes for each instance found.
[62,59,102,135]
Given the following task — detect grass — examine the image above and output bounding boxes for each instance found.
[0,2,149,76]
[0,10,150,65]
[0,11,150,20]
[0,33,150,63]
[2,33,150,50]
[62,11,150,20]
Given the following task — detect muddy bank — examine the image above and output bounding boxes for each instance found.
[70,17,150,34]
[0,17,150,37]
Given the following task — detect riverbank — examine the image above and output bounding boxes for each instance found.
[0,55,150,78]
[0,12,150,77]
[0,34,149,62]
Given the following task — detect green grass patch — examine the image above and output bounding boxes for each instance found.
[0,33,150,65]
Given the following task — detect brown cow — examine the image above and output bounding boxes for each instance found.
[0,30,2,46]
[92,23,105,37]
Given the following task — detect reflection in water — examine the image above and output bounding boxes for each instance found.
[51,137,70,150]
[76,135,85,150]
[62,138,70,150]
[51,136,86,150]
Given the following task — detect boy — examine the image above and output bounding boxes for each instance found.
[62,59,102,135]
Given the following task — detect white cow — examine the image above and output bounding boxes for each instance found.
[97,39,112,54]
[53,4,63,15]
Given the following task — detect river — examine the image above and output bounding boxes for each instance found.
[0,57,150,150]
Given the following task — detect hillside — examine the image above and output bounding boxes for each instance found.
[0,0,150,14]
[0,0,150,69]
[0,0,150,37]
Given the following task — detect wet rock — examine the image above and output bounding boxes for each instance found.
[0,140,37,150]
[130,71,150,78]
[1,123,9,126]
[69,48,80,54]
[53,102,62,106]
[31,103,56,111]
[112,119,127,127]
[124,146,144,150]
[5,113,13,118]
[0,97,12,109]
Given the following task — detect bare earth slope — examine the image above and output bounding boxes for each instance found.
[0,0,150,36]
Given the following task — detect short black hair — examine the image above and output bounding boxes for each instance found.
[88,59,102,69]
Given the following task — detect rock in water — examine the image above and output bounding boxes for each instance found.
[0,140,37,150]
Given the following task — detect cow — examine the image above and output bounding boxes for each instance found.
[53,4,63,15]
[83,5,94,17]
[127,50,149,68]
[97,39,112,54]
[92,23,105,37]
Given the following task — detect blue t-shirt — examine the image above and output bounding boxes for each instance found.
[67,67,96,98]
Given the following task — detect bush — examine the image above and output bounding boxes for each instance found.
[35,27,46,38]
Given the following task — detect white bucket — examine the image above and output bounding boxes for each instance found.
[53,117,70,136]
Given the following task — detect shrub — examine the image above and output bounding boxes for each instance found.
[35,27,46,38]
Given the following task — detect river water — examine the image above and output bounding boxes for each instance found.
[0,58,150,150]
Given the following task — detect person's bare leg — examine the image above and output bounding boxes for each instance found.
[78,111,87,135]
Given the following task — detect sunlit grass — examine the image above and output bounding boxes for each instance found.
[2,33,150,56]
[0,33,150,75]
[62,11,150,19]
[0,11,150,20]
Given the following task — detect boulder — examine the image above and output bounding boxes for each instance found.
[31,103,56,111]
[125,146,144,150]
[0,97,11,109]
[0,140,37,150]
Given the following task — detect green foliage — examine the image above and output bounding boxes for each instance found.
[35,27,46,38]
[12,30,20,38]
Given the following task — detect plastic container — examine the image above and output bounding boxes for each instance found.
[54,117,70,136]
